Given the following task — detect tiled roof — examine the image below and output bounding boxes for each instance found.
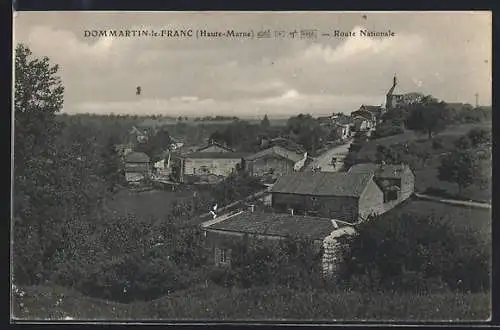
[245,146,305,163]
[182,152,249,159]
[125,152,150,163]
[270,172,373,197]
[207,211,350,239]
[269,138,305,154]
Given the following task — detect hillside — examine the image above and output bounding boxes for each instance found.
[12,284,490,321]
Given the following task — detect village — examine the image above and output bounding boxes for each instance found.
[12,11,492,321]
[109,76,490,277]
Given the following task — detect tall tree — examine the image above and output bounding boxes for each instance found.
[14,44,65,283]
[405,96,451,140]
[438,149,490,196]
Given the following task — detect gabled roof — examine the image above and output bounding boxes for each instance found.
[207,211,352,240]
[351,109,375,121]
[268,137,306,154]
[245,146,305,163]
[196,141,235,152]
[270,172,374,197]
[125,151,150,163]
[182,152,249,159]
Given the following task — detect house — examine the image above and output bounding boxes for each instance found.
[180,151,249,182]
[196,140,235,153]
[332,123,351,141]
[347,163,415,208]
[351,107,377,132]
[152,151,172,179]
[129,126,148,143]
[124,151,151,183]
[244,145,308,180]
[114,144,133,159]
[201,209,356,275]
[270,166,414,223]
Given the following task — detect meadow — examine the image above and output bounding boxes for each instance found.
[356,122,492,202]
[13,284,490,321]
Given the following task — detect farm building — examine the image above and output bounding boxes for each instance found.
[124,151,151,183]
[180,151,249,182]
[244,145,308,180]
[270,165,414,223]
[201,209,356,276]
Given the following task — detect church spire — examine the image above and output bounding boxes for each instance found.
[393,74,397,88]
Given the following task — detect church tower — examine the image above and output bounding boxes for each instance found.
[386,74,397,110]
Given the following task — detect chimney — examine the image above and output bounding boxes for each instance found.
[249,204,255,213]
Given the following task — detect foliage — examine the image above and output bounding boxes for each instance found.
[454,135,472,149]
[438,149,490,195]
[285,114,329,156]
[211,172,265,205]
[375,145,403,165]
[136,128,172,159]
[337,212,490,294]
[404,96,451,139]
[14,284,490,321]
[209,120,262,152]
[210,236,323,290]
[371,125,405,139]
[466,127,491,147]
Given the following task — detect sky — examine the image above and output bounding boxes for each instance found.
[13,11,492,118]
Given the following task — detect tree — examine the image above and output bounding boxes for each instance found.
[438,149,489,196]
[14,44,66,283]
[405,96,451,140]
[99,135,124,192]
[337,212,490,293]
[285,114,328,156]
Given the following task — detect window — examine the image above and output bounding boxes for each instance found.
[215,247,231,266]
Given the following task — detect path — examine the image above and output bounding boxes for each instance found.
[306,140,353,172]
[415,193,491,209]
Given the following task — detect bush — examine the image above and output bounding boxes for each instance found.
[371,125,405,139]
[467,128,491,147]
[337,212,490,294]
[454,135,472,149]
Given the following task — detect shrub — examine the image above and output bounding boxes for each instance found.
[337,212,490,294]
[371,125,405,139]
[467,128,491,147]
[454,135,472,149]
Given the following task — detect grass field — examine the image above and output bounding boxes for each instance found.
[382,198,492,240]
[356,122,492,202]
[12,284,490,321]
[103,187,212,222]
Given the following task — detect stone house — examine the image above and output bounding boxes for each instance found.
[244,145,308,180]
[180,151,249,181]
[124,151,151,183]
[270,165,414,223]
[201,209,356,276]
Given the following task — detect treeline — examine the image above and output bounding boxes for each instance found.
[208,113,331,156]
[372,96,491,140]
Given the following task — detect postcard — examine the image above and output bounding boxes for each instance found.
[11,11,492,323]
